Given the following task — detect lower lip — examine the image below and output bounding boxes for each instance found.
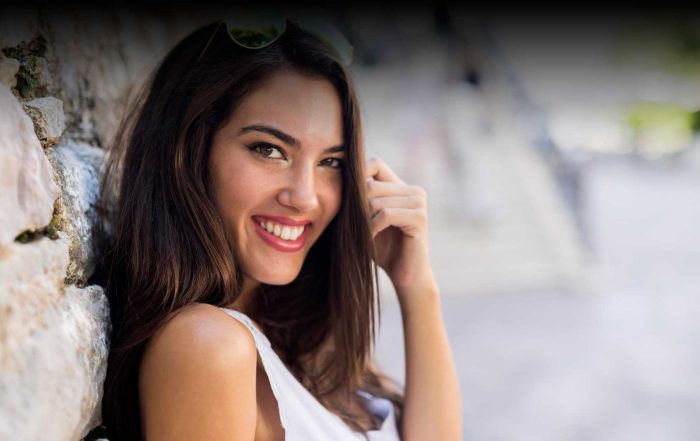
[252,219,310,253]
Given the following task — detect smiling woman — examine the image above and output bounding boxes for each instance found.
[208,71,344,287]
[93,15,461,441]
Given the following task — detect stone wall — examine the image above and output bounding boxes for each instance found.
[0,8,218,440]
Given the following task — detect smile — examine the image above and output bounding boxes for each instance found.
[251,216,311,252]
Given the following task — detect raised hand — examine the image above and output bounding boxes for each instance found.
[364,157,437,296]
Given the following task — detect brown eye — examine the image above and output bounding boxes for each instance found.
[249,143,285,160]
[321,157,344,169]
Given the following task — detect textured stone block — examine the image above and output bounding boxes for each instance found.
[48,141,105,285]
[23,96,66,147]
[0,234,110,441]
[0,55,20,89]
[50,10,173,147]
[0,84,59,246]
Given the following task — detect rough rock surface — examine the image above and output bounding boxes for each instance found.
[0,11,220,441]
[0,233,110,440]
[49,10,179,146]
[48,141,105,284]
[0,83,59,246]
[23,96,66,146]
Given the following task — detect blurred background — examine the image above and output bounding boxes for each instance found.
[335,5,700,441]
[3,4,699,440]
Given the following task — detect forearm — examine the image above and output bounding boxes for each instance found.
[398,285,462,441]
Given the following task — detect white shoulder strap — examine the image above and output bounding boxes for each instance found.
[219,307,290,431]
[219,307,399,441]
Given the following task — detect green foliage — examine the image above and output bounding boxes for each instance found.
[624,101,699,156]
[16,63,40,98]
[1,34,47,58]
[14,229,43,243]
[1,35,49,98]
[15,231,33,243]
[13,203,62,243]
[46,208,61,240]
[626,102,695,133]
[691,110,700,132]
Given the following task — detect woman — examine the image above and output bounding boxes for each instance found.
[95,16,461,441]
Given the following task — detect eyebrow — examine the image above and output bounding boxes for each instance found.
[238,124,346,154]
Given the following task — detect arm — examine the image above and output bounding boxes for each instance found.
[365,158,462,441]
[397,281,461,441]
[139,303,257,441]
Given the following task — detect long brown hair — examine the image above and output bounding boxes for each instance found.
[93,19,403,440]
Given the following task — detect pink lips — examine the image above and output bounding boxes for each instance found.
[252,216,312,253]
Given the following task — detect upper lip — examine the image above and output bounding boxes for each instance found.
[252,215,312,227]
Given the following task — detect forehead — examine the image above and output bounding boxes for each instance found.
[230,70,344,147]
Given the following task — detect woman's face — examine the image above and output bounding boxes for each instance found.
[209,70,345,291]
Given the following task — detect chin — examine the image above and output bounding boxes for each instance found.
[255,269,300,287]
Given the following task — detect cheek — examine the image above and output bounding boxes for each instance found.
[321,176,343,220]
[211,162,264,223]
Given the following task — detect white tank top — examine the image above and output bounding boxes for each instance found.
[220,307,402,441]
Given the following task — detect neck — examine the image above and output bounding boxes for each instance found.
[229,274,260,314]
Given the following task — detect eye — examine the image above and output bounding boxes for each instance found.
[320,157,344,169]
[248,142,285,160]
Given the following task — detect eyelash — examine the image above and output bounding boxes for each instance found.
[247,142,345,169]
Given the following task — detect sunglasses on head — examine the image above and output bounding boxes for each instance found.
[223,12,354,66]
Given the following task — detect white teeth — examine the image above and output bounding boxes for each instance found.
[280,226,291,240]
[258,219,306,241]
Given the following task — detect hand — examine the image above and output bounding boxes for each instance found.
[365,158,437,296]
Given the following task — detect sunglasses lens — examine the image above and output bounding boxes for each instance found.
[226,13,287,49]
[224,13,353,66]
[229,26,283,48]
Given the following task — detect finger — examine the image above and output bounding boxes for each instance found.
[366,179,423,199]
[365,157,405,184]
[368,195,424,217]
[370,207,427,238]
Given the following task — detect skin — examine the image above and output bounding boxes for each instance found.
[209,70,346,307]
[139,69,462,440]
[366,158,463,440]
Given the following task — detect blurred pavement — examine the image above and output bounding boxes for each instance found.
[350,13,700,440]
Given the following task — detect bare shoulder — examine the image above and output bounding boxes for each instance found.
[144,303,256,365]
[139,303,257,440]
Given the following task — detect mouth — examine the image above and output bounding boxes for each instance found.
[251,216,312,253]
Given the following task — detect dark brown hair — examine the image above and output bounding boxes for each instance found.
[93,19,403,440]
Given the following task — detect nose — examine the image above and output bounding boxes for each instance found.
[276,163,319,213]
